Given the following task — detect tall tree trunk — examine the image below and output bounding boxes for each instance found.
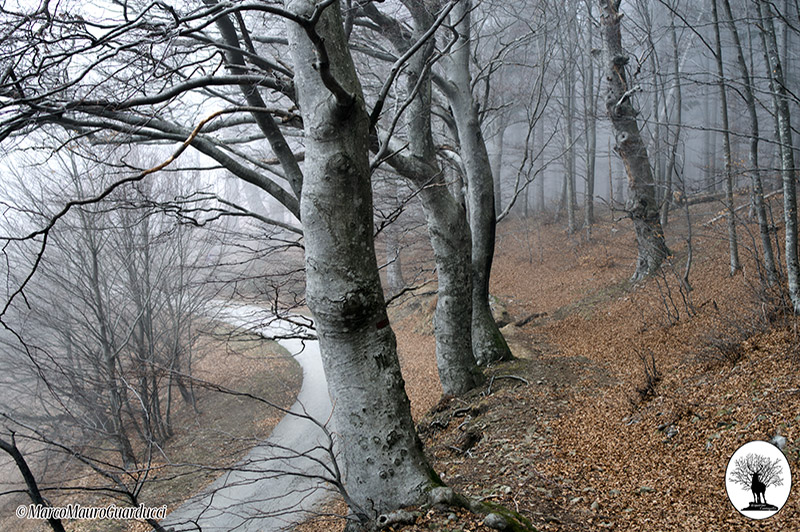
[703,52,719,193]
[648,43,663,207]
[781,0,800,189]
[446,0,513,365]
[758,0,800,312]
[285,0,436,521]
[364,2,483,395]
[582,4,597,236]
[712,0,741,275]
[564,64,578,234]
[722,0,777,283]
[537,118,545,213]
[661,18,682,229]
[68,158,137,467]
[86,232,136,467]
[599,0,669,281]
[418,183,485,394]
[492,116,506,213]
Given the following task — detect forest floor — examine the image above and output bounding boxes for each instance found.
[301,198,800,531]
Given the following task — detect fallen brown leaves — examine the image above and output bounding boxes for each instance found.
[488,210,800,531]
[304,204,799,531]
[301,205,800,532]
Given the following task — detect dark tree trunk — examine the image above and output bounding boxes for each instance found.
[661,18,682,229]
[0,435,67,532]
[711,0,741,275]
[599,0,669,282]
[582,2,597,235]
[722,0,777,283]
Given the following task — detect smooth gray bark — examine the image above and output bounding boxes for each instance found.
[285,0,435,521]
[445,0,512,365]
[364,2,483,395]
[711,0,741,275]
[721,0,777,283]
[599,0,669,282]
[758,0,800,312]
[419,182,485,394]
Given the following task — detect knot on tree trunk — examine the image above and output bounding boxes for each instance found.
[616,131,630,145]
[626,197,651,219]
[612,54,628,67]
[339,290,378,330]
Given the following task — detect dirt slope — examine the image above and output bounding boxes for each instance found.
[304,202,800,531]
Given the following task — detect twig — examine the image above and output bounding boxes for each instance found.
[1,108,233,324]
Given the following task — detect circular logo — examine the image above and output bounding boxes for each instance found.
[725,440,792,520]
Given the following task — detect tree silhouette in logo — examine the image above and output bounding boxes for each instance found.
[728,453,784,511]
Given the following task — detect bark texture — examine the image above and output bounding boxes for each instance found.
[759,0,800,311]
[285,0,435,520]
[599,0,669,282]
[446,0,513,365]
[365,2,483,395]
[718,0,776,283]
[420,183,485,394]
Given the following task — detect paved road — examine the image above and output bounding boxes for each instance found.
[161,304,334,532]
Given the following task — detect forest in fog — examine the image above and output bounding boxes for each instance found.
[0,0,798,531]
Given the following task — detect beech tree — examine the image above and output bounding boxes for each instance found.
[356,1,484,395]
[599,0,669,281]
[719,0,777,283]
[349,0,515,368]
[283,3,436,520]
[444,0,513,364]
[0,1,539,529]
[757,0,800,312]
[711,0,741,275]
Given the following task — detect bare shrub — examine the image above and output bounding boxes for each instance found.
[631,348,661,405]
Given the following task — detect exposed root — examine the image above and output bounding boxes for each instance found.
[425,487,538,532]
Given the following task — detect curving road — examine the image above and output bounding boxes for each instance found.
[161,303,335,532]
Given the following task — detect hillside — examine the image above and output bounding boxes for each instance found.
[303,201,800,531]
